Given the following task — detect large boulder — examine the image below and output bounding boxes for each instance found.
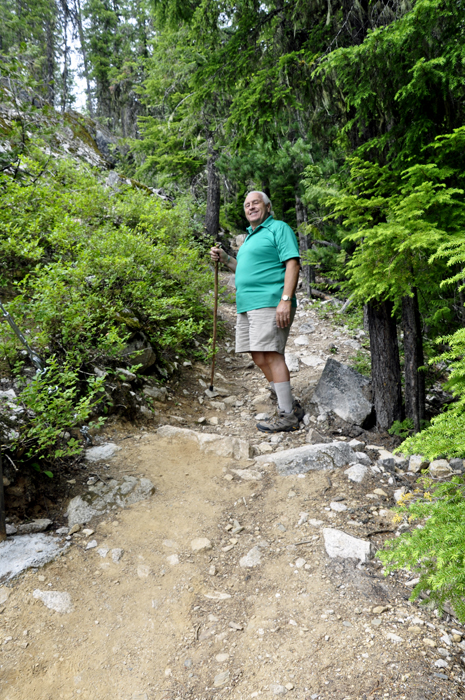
[310,358,373,426]
[255,440,357,475]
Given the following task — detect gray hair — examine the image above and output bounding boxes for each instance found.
[244,191,272,208]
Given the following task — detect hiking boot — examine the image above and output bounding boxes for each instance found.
[293,398,305,422]
[256,409,300,433]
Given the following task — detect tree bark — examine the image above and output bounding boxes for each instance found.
[204,139,220,240]
[367,299,403,430]
[45,18,55,105]
[402,290,425,433]
[295,194,314,296]
[73,0,94,116]
[0,452,6,543]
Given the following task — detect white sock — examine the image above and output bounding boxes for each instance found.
[274,381,293,413]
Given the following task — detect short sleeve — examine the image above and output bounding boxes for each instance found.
[275,222,300,262]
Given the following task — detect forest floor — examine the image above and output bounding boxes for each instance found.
[1,284,464,700]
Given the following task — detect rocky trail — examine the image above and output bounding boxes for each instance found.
[1,286,465,700]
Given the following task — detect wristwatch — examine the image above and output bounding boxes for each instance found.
[281,295,291,301]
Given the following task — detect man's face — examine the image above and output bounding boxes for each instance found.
[244,192,271,230]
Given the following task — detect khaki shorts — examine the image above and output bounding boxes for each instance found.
[235,307,296,354]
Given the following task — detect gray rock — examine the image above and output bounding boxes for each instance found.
[33,589,73,613]
[143,386,167,402]
[111,548,124,563]
[408,454,430,473]
[239,546,262,568]
[299,322,315,334]
[344,463,368,483]
[330,501,347,512]
[0,533,69,581]
[285,353,300,372]
[306,428,331,444]
[310,358,372,426]
[84,443,121,462]
[348,439,365,450]
[116,367,137,381]
[354,451,371,466]
[294,335,309,346]
[66,477,155,527]
[429,459,452,478]
[6,523,17,535]
[191,538,212,553]
[255,441,356,476]
[121,337,156,371]
[323,528,373,562]
[16,519,52,535]
[450,458,464,471]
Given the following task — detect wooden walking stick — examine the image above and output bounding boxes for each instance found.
[209,242,221,391]
[0,451,6,543]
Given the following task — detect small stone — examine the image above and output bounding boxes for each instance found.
[372,605,389,614]
[167,554,179,566]
[111,548,124,563]
[240,546,262,568]
[354,451,372,466]
[209,564,217,576]
[344,464,368,483]
[85,540,98,550]
[191,538,212,553]
[229,621,243,630]
[394,487,406,503]
[408,626,423,634]
[215,653,229,663]
[270,684,288,696]
[82,528,94,537]
[330,501,348,512]
[372,618,382,627]
[323,528,372,563]
[97,548,109,558]
[295,558,306,568]
[409,454,429,473]
[207,417,219,426]
[435,659,449,668]
[386,633,403,643]
[68,524,81,535]
[308,519,324,527]
[214,670,230,687]
[33,590,73,613]
[429,459,452,478]
[137,564,150,578]
[373,488,388,497]
[277,523,287,532]
[424,638,436,647]
[348,439,365,450]
[257,443,273,454]
[255,413,270,421]
[297,512,308,526]
[306,428,330,445]
[231,469,262,481]
[285,683,294,691]
[224,474,233,481]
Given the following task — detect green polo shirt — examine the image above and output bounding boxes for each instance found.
[235,216,300,313]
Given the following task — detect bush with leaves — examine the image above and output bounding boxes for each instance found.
[379,476,465,622]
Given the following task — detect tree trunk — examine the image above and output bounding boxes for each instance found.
[204,139,220,240]
[295,194,314,296]
[367,299,403,430]
[0,452,6,543]
[73,0,94,116]
[45,19,55,104]
[402,290,425,433]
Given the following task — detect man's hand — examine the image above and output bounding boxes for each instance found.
[276,300,292,328]
[210,246,226,263]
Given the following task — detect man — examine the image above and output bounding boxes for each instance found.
[210,191,302,432]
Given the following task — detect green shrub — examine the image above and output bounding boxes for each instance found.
[379,477,465,621]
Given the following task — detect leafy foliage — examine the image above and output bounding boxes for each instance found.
[379,477,465,622]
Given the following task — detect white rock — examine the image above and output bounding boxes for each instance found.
[300,354,325,367]
[295,558,306,568]
[207,417,219,426]
[204,591,231,600]
[209,401,226,410]
[409,455,429,473]
[257,443,273,454]
[239,546,262,568]
[84,443,121,462]
[394,487,406,503]
[255,441,356,475]
[308,519,324,527]
[435,659,449,668]
[311,358,372,425]
[0,534,69,582]
[323,528,373,562]
[285,353,300,372]
[167,554,179,566]
[330,501,348,512]
[386,632,403,643]
[85,539,98,550]
[297,512,308,526]
[157,425,250,460]
[294,335,309,346]
[97,548,109,558]
[33,589,73,613]
[191,538,212,553]
[429,459,452,478]
[231,469,263,481]
[344,463,368,483]
[214,670,230,687]
[270,684,288,695]
[255,413,270,421]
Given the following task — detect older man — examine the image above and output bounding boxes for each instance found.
[210,191,302,432]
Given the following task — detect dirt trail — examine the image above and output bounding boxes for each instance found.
[1,290,464,700]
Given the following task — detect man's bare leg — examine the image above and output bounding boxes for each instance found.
[251,351,293,412]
